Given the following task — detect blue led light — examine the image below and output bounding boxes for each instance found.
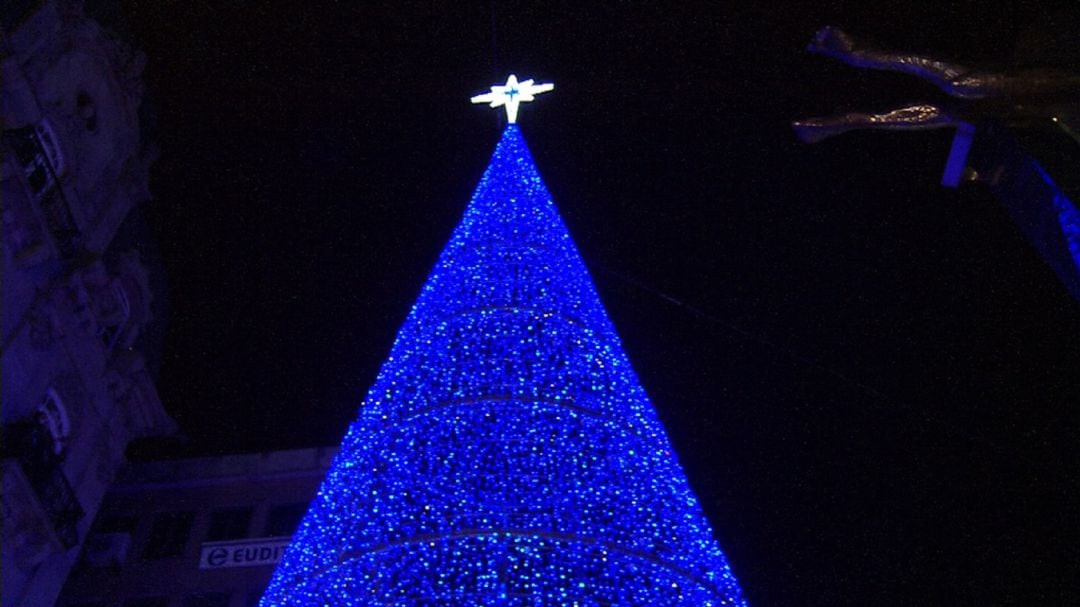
[1053,193,1080,273]
[260,126,747,606]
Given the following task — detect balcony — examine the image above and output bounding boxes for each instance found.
[2,126,82,261]
[1,421,85,548]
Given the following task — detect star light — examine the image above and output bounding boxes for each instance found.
[471,74,554,124]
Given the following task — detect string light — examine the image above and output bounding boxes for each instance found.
[1052,193,1080,273]
[260,126,747,605]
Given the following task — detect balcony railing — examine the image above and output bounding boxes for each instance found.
[2,421,85,548]
[2,126,82,260]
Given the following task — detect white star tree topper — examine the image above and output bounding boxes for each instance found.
[470,74,554,124]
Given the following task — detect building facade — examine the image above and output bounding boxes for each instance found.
[2,2,174,605]
[57,447,336,607]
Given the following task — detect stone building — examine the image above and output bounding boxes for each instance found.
[56,447,335,607]
[2,2,175,605]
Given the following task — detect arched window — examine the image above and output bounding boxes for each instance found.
[101,279,132,350]
[36,388,71,455]
[34,118,65,176]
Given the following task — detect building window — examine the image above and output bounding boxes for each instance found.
[34,119,65,174]
[143,511,194,559]
[206,506,252,541]
[84,513,137,568]
[75,92,98,132]
[2,124,80,258]
[264,502,307,537]
[4,123,59,197]
[99,279,131,350]
[2,415,85,547]
[36,387,71,456]
[82,529,133,568]
[124,598,168,607]
[94,513,138,534]
[182,592,231,607]
[1,185,45,261]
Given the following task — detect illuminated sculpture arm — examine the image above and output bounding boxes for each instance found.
[794,25,1080,186]
[792,103,959,144]
[807,25,1080,100]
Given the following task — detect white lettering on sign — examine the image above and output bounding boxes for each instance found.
[199,537,292,569]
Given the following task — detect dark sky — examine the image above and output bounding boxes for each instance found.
[117,1,1078,604]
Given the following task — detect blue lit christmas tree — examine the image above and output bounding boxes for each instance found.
[260,77,747,606]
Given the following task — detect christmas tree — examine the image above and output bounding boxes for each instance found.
[260,79,747,606]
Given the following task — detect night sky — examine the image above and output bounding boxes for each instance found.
[114,1,1078,604]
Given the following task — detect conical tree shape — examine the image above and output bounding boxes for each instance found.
[260,126,747,606]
